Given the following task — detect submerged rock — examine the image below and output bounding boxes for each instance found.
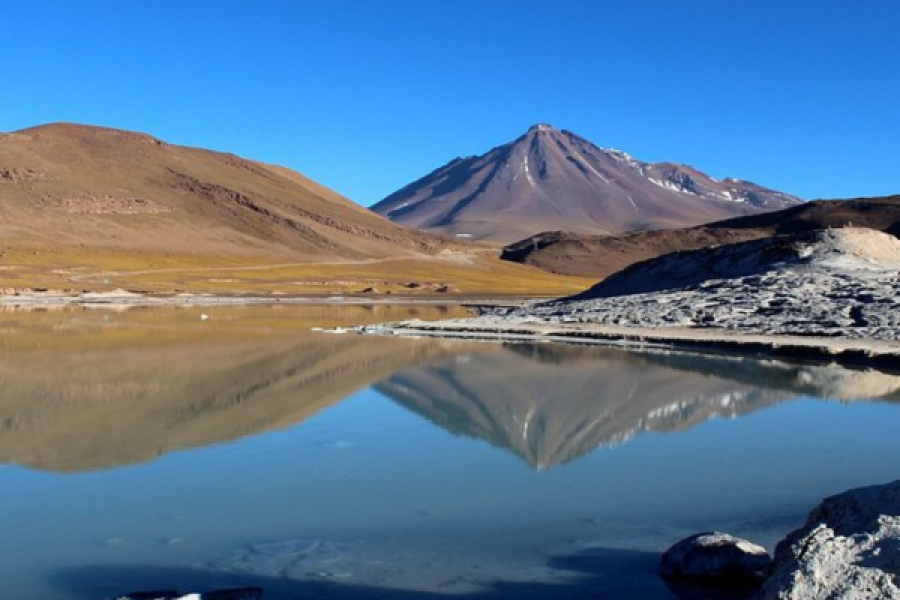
[661,532,771,581]
[220,538,349,579]
[756,479,900,600]
[116,589,262,600]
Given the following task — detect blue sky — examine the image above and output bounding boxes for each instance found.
[2,0,897,205]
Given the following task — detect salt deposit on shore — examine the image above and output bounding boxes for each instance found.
[499,228,900,341]
[359,229,900,367]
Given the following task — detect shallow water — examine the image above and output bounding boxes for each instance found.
[1,305,899,599]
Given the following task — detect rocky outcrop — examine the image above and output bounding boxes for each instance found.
[661,532,771,580]
[756,479,900,600]
[496,229,900,341]
[574,228,900,299]
[659,480,900,599]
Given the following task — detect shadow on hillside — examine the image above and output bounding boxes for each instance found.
[48,546,690,600]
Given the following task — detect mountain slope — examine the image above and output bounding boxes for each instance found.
[372,124,800,243]
[0,122,440,260]
[501,195,900,278]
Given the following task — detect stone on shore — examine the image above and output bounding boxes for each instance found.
[117,588,262,600]
[756,479,900,600]
[661,531,771,580]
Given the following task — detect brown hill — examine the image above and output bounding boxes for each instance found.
[0,122,439,259]
[501,195,900,278]
[372,124,800,244]
[0,123,593,297]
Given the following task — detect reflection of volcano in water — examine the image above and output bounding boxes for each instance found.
[375,344,900,470]
[6,303,899,476]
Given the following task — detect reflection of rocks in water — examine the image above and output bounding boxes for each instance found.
[0,308,478,473]
[376,344,791,469]
[5,304,897,474]
[637,350,900,401]
[376,343,900,470]
[223,539,351,579]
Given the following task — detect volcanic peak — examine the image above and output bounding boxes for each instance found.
[372,124,801,243]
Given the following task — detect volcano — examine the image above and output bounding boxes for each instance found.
[372,124,801,243]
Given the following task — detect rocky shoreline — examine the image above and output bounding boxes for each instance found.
[352,229,900,598]
[357,229,900,369]
[662,479,900,600]
[496,267,900,341]
[114,480,900,600]
[358,318,900,370]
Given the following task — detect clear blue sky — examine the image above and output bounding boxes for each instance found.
[2,0,897,204]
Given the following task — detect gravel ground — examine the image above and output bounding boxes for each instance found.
[495,268,900,341]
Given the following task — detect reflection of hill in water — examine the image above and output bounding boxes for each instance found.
[634,350,900,402]
[0,305,474,473]
[375,344,900,469]
[5,304,898,474]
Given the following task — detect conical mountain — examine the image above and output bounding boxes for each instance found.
[372,124,801,244]
[0,122,440,260]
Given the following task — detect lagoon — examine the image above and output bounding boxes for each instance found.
[1,306,898,599]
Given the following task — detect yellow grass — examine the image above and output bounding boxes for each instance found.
[0,303,475,351]
[0,245,595,297]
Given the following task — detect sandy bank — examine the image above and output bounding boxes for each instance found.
[0,290,525,309]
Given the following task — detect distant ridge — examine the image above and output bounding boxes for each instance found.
[372,124,801,243]
[501,194,900,278]
[575,227,900,300]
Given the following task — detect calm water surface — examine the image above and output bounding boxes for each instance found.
[1,305,899,599]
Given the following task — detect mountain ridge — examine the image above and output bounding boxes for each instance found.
[373,124,801,243]
[501,194,900,278]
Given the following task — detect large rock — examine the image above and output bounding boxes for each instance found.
[756,479,900,600]
[117,589,262,600]
[571,228,900,300]
[661,532,771,580]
